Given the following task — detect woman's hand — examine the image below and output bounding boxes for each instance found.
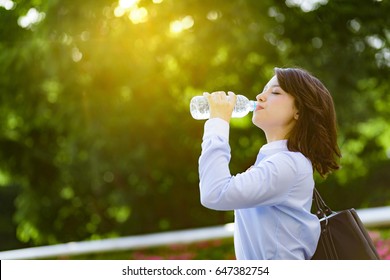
[203,91,237,123]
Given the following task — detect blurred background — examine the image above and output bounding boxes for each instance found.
[0,0,389,255]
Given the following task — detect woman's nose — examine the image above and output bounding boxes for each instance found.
[256,92,266,102]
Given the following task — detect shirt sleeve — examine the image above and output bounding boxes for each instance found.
[198,118,298,211]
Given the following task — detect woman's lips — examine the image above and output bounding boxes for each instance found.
[255,105,264,111]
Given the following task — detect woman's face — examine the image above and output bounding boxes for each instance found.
[252,75,299,141]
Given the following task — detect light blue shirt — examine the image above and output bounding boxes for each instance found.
[199,118,320,260]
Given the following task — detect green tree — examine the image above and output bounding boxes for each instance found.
[0,0,389,249]
[270,0,390,207]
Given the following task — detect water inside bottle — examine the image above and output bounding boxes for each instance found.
[190,95,256,120]
[190,96,209,119]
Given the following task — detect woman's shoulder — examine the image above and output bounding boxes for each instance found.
[265,150,312,173]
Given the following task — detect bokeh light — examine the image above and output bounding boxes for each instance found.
[169,16,194,34]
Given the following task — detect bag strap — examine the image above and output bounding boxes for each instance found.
[313,188,333,219]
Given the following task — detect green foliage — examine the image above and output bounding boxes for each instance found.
[0,0,389,248]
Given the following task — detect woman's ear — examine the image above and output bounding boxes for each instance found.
[294,111,299,120]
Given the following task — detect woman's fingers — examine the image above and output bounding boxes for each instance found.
[204,91,236,122]
[227,91,237,105]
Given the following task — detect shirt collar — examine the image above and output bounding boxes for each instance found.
[259,140,288,156]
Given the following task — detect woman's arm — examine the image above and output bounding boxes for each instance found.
[199,119,299,210]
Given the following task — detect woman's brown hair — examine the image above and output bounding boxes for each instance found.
[275,67,341,177]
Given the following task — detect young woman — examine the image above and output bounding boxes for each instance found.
[198,67,341,260]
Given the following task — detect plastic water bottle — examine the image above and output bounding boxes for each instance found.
[190,94,256,120]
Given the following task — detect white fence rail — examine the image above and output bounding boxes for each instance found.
[1,206,389,260]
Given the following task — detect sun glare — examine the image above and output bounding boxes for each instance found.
[17,7,45,29]
[129,7,148,24]
[169,16,194,34]
[114,0,149,24]
[0,0,15,10]
[119,0,139,9]
[285,0,328,12]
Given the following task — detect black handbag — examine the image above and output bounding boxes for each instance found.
[311,188,380,260]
